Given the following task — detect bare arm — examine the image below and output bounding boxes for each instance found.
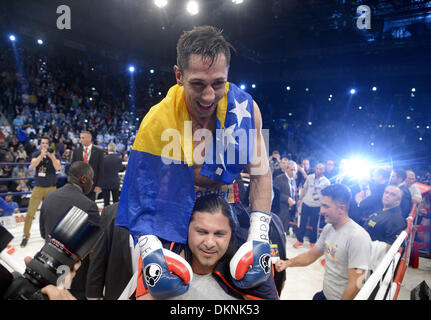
[247,101,272,213]
[275,247,323,272]
[341,268,367,300]
[48,152,61,171]
[30,151,45,169]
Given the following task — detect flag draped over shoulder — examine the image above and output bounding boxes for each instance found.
[116,82,255,244]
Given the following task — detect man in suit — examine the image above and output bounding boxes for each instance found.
[101,142,124,207]
[86,202,136,300]
[71,131,104,201]
[39,161,100,300]
[389,168,413,218]
[274,160,298,236]
[351,167,391,225]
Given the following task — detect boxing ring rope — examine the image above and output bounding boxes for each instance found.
[355,203,418,300]
[0,161,69,213]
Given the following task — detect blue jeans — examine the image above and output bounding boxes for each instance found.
[313,290,327,300]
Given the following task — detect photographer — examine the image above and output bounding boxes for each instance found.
[24,257,80,300]
[20,137,60,248]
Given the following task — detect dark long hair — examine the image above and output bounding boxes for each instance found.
[191,194,238,263]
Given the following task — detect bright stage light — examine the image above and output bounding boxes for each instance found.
[339,157,373,181]
[186,1,199,15]
[372,86,377,91]
[240,84,246,90]
[37,39,43,45]
[251,84,256,88]
[350,88,356,94]
[154,0,168,8]
[411,88,416,92]
[150,69,155,74]
[286,86,291,91]
[9,35,16,42]
[129,66,135,73]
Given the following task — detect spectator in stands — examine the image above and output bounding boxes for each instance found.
[11,157,29,178]
[20,137,61,248]
[16,144,27,161]
[294,163,330,248]
[11,171,32,208]
[324,159,337,184]
[363,185,407,270]
[351,167,391,225]
[4,195,19,213]
[403,170,422,205]
[390,169,413,218]
[24,139,37,157]
[272,156,289,180]
[276,184,372,300]
[296,158,312,188]
[364,185,407,245]
[269,150,281,175]
[0,196,16,217]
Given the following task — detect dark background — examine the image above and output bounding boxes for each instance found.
[1,0,431,167]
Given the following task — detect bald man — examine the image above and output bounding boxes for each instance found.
[363,185,407,246]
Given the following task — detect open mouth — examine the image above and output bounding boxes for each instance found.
[197,101,214,112]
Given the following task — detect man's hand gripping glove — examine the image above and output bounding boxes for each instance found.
[138,235,193,299]
[229,211,272,289]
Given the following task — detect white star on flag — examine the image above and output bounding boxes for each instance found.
[230,99,251,126]
[222,124,237,150]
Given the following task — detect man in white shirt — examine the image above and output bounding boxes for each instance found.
[294,163,330,248]
[403,170,422,204]
[276,183,372,300]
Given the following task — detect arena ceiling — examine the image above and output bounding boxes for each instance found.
[2,0,431,81]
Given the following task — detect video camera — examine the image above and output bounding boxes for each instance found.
[0,206,101,300]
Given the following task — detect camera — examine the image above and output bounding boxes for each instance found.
[47,147,54,153]
[0,206,101,300]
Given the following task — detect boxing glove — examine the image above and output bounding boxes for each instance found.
[230,211,272,289]
[138,235,193,299]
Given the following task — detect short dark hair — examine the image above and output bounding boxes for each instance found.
[176,25,235,72]
[393,168,407,181]
[191,194,237,262]
[376,168,391,181]
[321,183,352,208]
[67,161,93,183]
[81,131,92,138]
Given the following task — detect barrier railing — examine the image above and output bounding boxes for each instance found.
[354,201,419,300]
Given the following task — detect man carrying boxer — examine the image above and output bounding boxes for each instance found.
[116,26,277,299]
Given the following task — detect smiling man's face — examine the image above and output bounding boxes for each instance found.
[188,210,232,275]
[174,53,228,121]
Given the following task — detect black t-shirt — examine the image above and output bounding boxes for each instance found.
[31,151,60,187]
[364,206,407,244]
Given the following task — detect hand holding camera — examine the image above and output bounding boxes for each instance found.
[1,206,101,300]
